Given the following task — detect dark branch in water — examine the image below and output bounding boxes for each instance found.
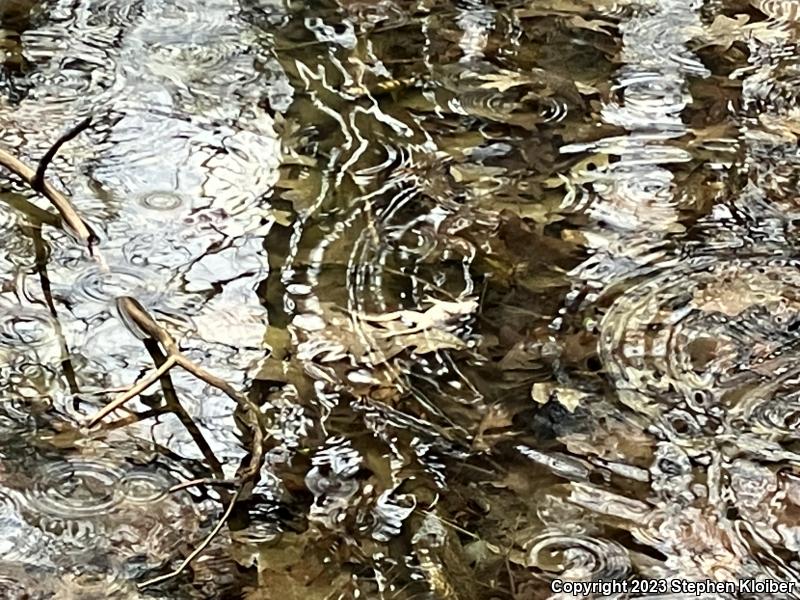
[87,296,267,485]
[138,488,242,590]
[0,146,95,244]
[33,116,93,193]
[143,338,228,487]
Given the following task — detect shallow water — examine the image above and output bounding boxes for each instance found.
[2,0,800,598]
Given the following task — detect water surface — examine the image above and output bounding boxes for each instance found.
[1,0,800,598]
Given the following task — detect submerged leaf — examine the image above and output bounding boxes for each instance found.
[531,383,588,413]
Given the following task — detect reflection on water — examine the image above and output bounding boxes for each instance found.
[3,0,800,597]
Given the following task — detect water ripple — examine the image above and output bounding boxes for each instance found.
[28,459,126,520]
[118,470,170,505]
[0,565,44,599]
[0,308,56,350]
[71,264,165,307]
[752,0,800,21]
[0,486,55,566]
[525,530,631,581]
[52,570,133,599]
[306,438,363,530]
[600,256,800,412]
[731,371,800,438]
[136,190,187,213]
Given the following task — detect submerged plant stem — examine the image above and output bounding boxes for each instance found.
[33,116,93,192]
[0,147,94,243]
[138,488,242,590]
[86,356,178,426]
[88,296,267,485]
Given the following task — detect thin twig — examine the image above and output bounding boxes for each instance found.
[0,147,94,243]
[86,355,177,426]
[90,296,266,484]
[137,488,242,590]
[33,116,93,192]
[28,224,81,394]
[98,408,165,432]
[170,478,239,493]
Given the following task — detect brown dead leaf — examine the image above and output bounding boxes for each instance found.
[568,15,616,36]
[690,270,790,316]
[697,14,750,50]
[472,404,515,451]
[531,383,587,412]
[560,417,654,462]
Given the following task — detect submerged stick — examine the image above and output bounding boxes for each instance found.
[0,147,94,243]
[143,339,228,490]
[137,488,241,590]
[87,296,266,484]
[28,224,81,394]
[86,355,177,426]
[33,116,93,192]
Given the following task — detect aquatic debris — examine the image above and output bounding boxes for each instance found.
[531,383,590,413]
[88,296,266,485]
[0,145,93,244]
[0,131,265,592]
[291,296,478,390]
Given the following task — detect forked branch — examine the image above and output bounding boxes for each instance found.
[0,146,94,244]
[88,296,266,484]
[1,126,260,592]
